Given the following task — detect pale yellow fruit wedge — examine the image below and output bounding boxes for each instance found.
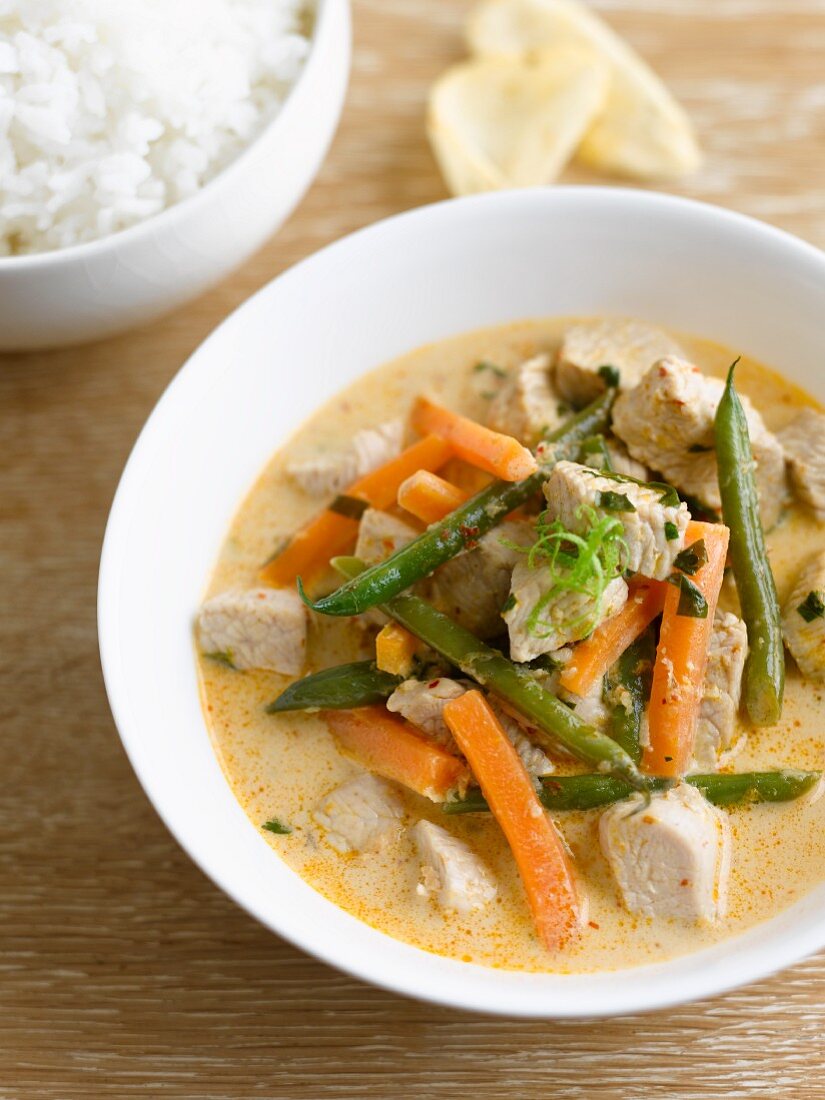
[427,49,608,195]
[467,0,702,180]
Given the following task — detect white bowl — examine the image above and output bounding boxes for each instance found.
[0,0,350,351]
[99,188,825,1017]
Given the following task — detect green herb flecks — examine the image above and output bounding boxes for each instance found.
[473,360,506,378]
[688,443,713,454]
[664,521,680,541]
[329,494,369,521]
[596,490,636,514]
[582,467,680,508]
[674,538,708,576]
[262,818,291,835]
[666,573,709,618]
[798,590,825,623]
[597,365,620,388]
[203,650,236,670]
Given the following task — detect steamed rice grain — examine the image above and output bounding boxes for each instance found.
[0,0,312,255]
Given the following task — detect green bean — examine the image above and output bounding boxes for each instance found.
[603,624,656,763]
[715,363,784,725]
[266,661,402,713]
[442,770,820,814]
[332,556,647,791]
[301,390,616,617]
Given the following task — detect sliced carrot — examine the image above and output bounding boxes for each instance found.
[411,395,537,482]
[324,706,469,801]
[260,434,453,588]
[443,690,583,951]
[397,469,471,524]
[376,622,420,677]
[559,580,667,697]
[643,521,731,778]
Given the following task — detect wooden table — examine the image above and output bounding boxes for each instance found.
[3,2,824,1096]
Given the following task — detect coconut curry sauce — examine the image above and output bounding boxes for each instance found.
[197,318,825,974]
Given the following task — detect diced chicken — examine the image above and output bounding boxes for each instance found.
[599,783,731,924]
[691,611,748,772]
[198,587,306,674]
[782,550,825,681]
[778,407,825,520]
[287,420,403,497]
[504,555,628,661]
[605,437,649,481]
[388,677,554,777]
[613,357,787,528]
[431,519,533,638]
[486,353,568,445]
[313,774,405,854]
[556,319,684,406]
[355,508,417,565]
[544,460,689,579]
[411,820,497,914]
[386,677,466,750]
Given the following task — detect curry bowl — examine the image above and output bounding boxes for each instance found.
[99,188,825,1016]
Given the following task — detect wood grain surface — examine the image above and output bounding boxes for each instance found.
[2,2,825,1096]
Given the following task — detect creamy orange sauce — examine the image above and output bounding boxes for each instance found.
[197,318,825,974]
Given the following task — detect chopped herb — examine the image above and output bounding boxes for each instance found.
[664,522,680,541]
[596,490,636,513]
[582,467,680,508]
[525,653,564,672]
[329,494,369,520]
[688,443,713,454]
[203,650,236,670]
[797,590,825,623]
[262,818,292,835]
[674,538,708,576]
[473,360,506,378]
[501,593,516,613]
[597,365,620,388]
[666,574,708,618]
[579,434,614,472]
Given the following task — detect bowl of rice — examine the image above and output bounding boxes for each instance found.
[0,0,350,350]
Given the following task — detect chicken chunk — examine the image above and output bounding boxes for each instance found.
[543,460,689,579]
[431,519,533,638]
[599,783,731,923]
[504,556,628,661]
[411,820,497,914]
[287,420,403,497]
[486,353,568,445]
[354,508,417,565]
[782,550,825,681]
[613,357,786,528]
[387,677,554,776]
[198,587,306,674]
[556,319,684,406]
[778,407,825,520]
[691,611,748,772]
[313,773,406,855]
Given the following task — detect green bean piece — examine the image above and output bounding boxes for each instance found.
[301,390,616,617]
[715,363,784,725]
[266,660,402,713]
[332,556,648,790]
[603,624,656,764]
[442,770,820,814]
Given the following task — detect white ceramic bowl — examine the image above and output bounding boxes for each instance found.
[0,0,350,351]
[99,188,825,1017]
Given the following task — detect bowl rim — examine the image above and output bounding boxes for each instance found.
[0,0,345,271]
[99,187,825,1016]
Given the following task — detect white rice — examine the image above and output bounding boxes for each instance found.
[0,0,312,255]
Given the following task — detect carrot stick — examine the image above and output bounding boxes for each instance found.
[324,706,469,801]
[375,622,420,676]
[559,581,667,697]
[260,435,453,588]
[411,396,537,482]
[643,521,731,777]
[398,469,470,524]
[443,690,583,951]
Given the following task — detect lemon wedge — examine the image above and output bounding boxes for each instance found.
[467,0,702,180]
[427,47,609,195]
